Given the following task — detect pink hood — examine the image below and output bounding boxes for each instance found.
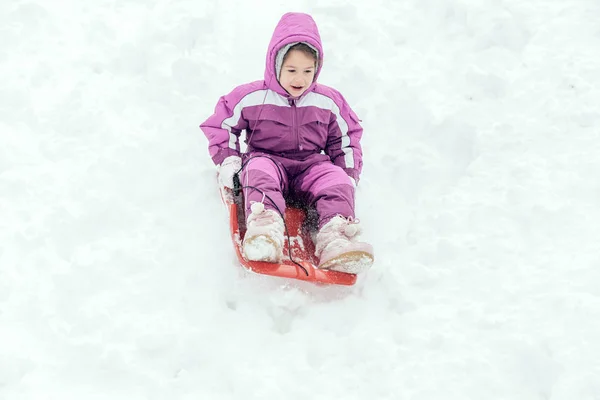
[264,12,324,96]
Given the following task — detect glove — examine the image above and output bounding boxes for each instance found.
[217,156,242,189]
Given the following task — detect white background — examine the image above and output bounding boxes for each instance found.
[1,0,600,398]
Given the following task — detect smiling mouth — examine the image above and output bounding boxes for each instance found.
[291,86,303,90]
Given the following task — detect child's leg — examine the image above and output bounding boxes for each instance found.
[240,156,288,217]
[292,162,355,229]
[293,162,372,273]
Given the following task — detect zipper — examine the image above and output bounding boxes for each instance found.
[291,99,300,151]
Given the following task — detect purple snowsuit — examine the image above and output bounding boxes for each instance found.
[200,12,364,229]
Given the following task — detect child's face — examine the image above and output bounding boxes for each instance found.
[279,50,316,97]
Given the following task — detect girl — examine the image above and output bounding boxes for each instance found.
[200,12,374,274]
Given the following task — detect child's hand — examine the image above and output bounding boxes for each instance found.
[217,156,242,189]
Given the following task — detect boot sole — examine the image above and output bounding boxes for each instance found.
[243,234,282,263]
[319,250,374,274]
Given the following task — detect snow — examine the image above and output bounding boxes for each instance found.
[1,0,600,398]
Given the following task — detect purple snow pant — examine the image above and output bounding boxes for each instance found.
[240,152,355,229]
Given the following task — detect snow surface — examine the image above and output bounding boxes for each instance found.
[2,0,600,399]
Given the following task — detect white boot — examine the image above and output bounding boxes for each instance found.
[315,216,374,274]
[243,202,285,263]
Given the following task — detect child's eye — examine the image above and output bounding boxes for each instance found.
[304,70,313,74]
[287,69,296,73]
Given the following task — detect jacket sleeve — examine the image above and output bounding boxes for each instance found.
[324,96,364,183]
[199,91,249,166]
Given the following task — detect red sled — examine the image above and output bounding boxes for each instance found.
[220,187,357,286]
